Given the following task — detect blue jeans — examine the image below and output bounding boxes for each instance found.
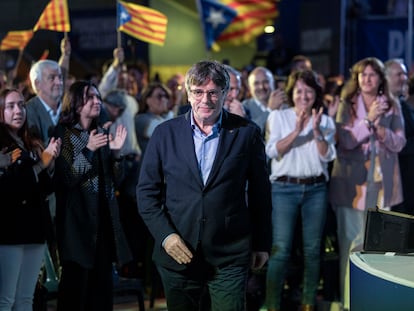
[0,244,45,311]
[266,181,327,309]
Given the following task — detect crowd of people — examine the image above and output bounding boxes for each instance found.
[0,34,413,311]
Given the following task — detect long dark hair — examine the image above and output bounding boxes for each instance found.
[285,70,324,111]
[0,88,42,153]
[59,80,101,127]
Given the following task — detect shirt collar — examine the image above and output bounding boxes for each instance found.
[38,96,61,116]
[190,110,222,134]
[253,98,271,112]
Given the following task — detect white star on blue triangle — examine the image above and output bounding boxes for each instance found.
[117,2,131,28]
[199,0,237,50]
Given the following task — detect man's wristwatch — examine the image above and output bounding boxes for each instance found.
[316,134,325,142]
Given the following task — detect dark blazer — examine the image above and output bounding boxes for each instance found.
[26,96,55,146]
[137,110,272,271]
[394,99,414,214]
[54,123,132,269]
[0,125,52,244]
[399,99,414,156]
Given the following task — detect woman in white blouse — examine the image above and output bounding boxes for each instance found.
[265,70,336,311]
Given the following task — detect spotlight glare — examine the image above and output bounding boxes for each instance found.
[264,25,275,34]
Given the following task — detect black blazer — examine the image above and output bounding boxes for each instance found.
[137,110,272,271]
[54,124,132,269]
[399,99,414,156]
[0,125,52,244]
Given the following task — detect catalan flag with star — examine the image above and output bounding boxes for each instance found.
[33,0,71,32]
[0,30,34,51]
[117,1,168,46]
[197,0,237,51]
[218,0,278,46]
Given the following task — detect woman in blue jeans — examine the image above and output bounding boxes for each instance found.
[265,70,336,311]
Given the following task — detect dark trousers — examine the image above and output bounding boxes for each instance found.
[157,255,249,311]
[56,238,114,311]
[393,156,414,215]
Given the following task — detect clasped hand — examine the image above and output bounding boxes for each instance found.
[367,95,389,123]
[87,125,127,152]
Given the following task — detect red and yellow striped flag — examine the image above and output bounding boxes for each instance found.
[33,0,71,32]
[217,0,278,45]
[0,30,34,51]
[117,1,168,46]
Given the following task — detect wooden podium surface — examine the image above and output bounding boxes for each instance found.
[350,252,414,311]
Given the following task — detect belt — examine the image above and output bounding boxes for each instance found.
[276,174,326,185]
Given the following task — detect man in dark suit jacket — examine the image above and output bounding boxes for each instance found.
[385,58,414,215]
[26,38,71,146]
[26,59,64,146]
[137,60,272,311]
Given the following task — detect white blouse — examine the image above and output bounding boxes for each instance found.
[266,107,336,182]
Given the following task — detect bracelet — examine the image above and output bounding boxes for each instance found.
[364,117,374,129]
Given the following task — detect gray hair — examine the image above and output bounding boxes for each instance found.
[384,58,406,74]
[223,64,242,88]
[104,89,128,110]
[247,66,274,90]
[29,59,61,93]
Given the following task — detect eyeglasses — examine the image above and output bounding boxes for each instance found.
[153,94,168,100]
[189,89,223,100]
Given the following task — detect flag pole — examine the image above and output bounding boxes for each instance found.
[116,0,121,49]
[117,30,122,49]
[408,0,412,71]
[10,49,24,82]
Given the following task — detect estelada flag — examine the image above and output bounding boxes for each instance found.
[117,0,168,46]
[197,0,237,51]
[217,0,278,46]
[33,0,71,32]
[0,30,34,51]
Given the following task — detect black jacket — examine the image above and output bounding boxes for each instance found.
[54,123,132,269]
[137,110,272,271]
[0,125,52,244]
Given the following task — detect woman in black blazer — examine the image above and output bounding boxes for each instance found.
[54,81,132,311]
[0,88,61,310]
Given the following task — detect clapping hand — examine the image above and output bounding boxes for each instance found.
[312,107,324,132]
[42,137,62,168]
[295,109,307,133]
[0,147,21,168]
[109,125,127,150]
[87,129,109,152]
